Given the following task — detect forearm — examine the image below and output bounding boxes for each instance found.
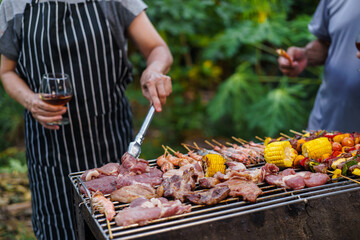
[0,70,34,110]
[304,39,330,66]
[145,45,173,74]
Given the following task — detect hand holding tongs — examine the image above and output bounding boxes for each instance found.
[127,105,156,158]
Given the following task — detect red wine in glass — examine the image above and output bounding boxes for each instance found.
[356,42,360,51]
[40,73,73,125]
[41,94,72,106]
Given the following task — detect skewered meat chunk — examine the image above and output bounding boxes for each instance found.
[185,186,230,205]
[92,191,116,221]
[110,183,158,203]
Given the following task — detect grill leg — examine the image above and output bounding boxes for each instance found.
[73,188,86,240]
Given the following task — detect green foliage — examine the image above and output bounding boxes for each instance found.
[246,77,308,137]
[128,0,321,153]
[0,0,322,160]
[0,147,27,173]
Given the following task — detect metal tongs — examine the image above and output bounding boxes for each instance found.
[127,105,156,158]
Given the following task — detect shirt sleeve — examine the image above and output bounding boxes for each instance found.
[120,0,148,29]
[0,0,24,61]
[308,0,331,41]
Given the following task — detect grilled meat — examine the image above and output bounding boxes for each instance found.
[81,176,118,195]
[115,197,191,226]
[110,184,157,203]
[120,152,150,175]
[217,178,263,202]
[157,168,198,202]
[185,186,230,205]
[117,167,163,189]
[92,191,116,221]
[81,162,121,181]
[265,169,329,189]
[198,177,220,189]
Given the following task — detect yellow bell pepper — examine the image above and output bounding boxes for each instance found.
[332,169,342,180]
[352,169,360,176]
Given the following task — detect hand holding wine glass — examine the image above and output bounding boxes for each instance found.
[39,73,73,126]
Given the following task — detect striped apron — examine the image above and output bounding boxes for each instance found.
[17,0,134,239]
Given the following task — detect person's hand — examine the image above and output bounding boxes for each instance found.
[28,93,67,130]
[278,47,308,77]
[140,69,172,112]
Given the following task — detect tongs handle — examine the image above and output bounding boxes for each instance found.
[127,105,155,158]
[136,105,155,144]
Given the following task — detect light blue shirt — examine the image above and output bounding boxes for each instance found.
[307,0,360,132]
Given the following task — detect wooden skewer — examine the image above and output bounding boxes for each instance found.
[193,142,200,150]
[166,146,177,154]
[302,130,308,134]
[255,136,264,142]
[212,139,223,146]
[161,145,168,155]
[231,136,244,145]
[205,140,214,148]
[104,212,113,239]
[226,142,234,147]
[238,137,248,144]
[181,143,191,152]
[289,129,303,136]
[280,133,292,139]
[327,170,360,185]
[183,143,198,150]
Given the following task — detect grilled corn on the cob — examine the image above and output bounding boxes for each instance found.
[301,137,332,160]
[264,141,297,168]
[203,154,226,177]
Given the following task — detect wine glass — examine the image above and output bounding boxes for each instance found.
[39,73,73,125]
[356,32,360,71]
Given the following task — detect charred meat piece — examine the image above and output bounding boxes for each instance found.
[199,177,220,189]
[157,168,198,202]
[217,178,263,202]
[185,186,230,205]
[110,183,157,203]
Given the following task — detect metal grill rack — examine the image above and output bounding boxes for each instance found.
[69,160,360,240]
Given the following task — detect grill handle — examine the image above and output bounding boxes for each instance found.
[76,176,94,215]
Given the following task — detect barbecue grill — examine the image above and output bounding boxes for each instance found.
[69,159,360,240]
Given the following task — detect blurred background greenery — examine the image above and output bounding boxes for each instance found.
[0,0,322,170]
[0,0,322,239]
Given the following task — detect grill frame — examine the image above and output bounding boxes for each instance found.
[69,160,360,240]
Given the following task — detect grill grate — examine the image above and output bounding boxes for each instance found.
[69,160,360,240]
